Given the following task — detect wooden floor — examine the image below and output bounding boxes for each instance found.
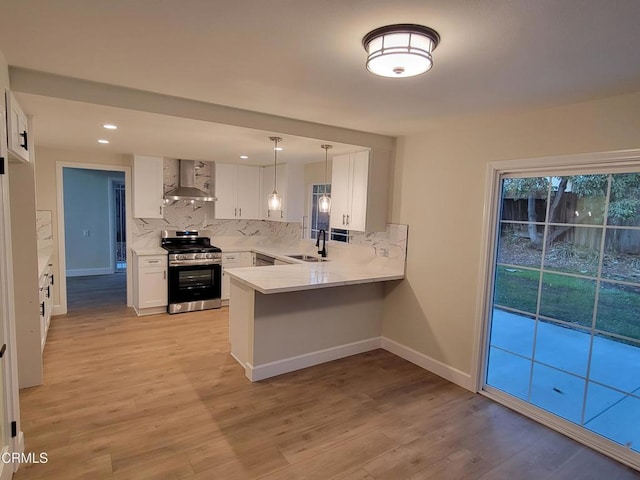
[66,273,127,311]
[15,287,640,479]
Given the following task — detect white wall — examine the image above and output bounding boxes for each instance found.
[63,168,123,275]
[384,90,640,387]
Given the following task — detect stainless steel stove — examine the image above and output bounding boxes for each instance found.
[161,230,222,314]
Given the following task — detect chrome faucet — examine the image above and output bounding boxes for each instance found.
[316,229,327,258]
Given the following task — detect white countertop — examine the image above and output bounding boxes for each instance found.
[224,243,405,294]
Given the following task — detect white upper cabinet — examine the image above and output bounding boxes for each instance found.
[330,151,370,232]
[5,91,30,163]
[260,163,304,222]
[133,155,164,218]
[214,163,260,220]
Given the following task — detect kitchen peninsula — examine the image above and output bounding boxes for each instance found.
[224,240,406,382]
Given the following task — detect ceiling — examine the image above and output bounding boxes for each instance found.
[2,0,640,162]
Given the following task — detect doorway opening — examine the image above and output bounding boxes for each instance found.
[58,165,131,314]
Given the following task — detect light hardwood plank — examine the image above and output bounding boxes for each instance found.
[12,274,640,479]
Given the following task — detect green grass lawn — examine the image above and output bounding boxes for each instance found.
[494,265,640,341]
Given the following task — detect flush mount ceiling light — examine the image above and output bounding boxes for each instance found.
[267,137,282,211]
[362,24,440,78]
[318,144,332,213]
[102,124,118,130]
[97,139,110,144]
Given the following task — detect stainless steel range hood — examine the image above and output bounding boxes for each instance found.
[164,160,217,202]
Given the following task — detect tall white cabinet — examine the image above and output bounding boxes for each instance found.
[133,155,164,218]
[330,151,369,232]
[214,163,261,219]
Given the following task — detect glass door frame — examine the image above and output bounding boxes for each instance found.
[471,148,640,471]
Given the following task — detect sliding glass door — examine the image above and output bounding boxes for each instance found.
[484,170,640,456]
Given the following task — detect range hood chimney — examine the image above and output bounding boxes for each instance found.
[164,160,216,202]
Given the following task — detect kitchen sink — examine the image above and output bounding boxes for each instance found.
[286,254,329,262]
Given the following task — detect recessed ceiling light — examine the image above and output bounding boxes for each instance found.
[239,155,248,159]
[98,139,110,144]
[103,124,118,130]
[274,147,283,151]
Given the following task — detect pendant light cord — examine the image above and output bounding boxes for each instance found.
[273,138,277,188]
[321,144,332,194]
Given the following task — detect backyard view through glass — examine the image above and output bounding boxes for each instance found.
[485,171,640,454]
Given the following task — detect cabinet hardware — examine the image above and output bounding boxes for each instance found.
[51,274,55,285]
[148,260,160,264]
[234,207,237,217]
[0,157,4,175]
[281,211,283,219]
[346,214,350,225]
[40,302,45,317]
[163,270,166,280]
[268,210,270,218]
[160,206,163,215]
[20,130,28,151]
[46,286,50,298]
[239,208,242,217]
[342,214,346,225]
[11,421,16,438]
[0,344,6,358]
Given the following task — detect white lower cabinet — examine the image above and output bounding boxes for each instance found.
[222,251,253,302]
[132,252,168,315]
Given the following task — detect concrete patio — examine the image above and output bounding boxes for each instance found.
[487,308,640,454]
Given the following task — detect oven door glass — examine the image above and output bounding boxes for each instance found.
[168,263,221,305]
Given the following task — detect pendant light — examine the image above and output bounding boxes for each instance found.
[268,136,282,211]
[318,144,332,213]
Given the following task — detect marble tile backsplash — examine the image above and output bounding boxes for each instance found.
[36,210,53,250]
[350,224,408,260]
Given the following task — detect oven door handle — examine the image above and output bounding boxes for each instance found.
[169,260,221,266]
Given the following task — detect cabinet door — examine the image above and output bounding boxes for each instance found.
[239,251,254,267]
[347,151,369,232]
[133,156,164,218]
[6,91,30,163]
[214,163,239,219]
[137,267,167,308]
[237,165,260,219]
[329,154,351,229]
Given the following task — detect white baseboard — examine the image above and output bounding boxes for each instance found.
[0,446,10,480]
[381,337,473,391]
[246,337,382,382]
[13,431,24,473]
[52,304,66,316]
[66,267,113,277]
